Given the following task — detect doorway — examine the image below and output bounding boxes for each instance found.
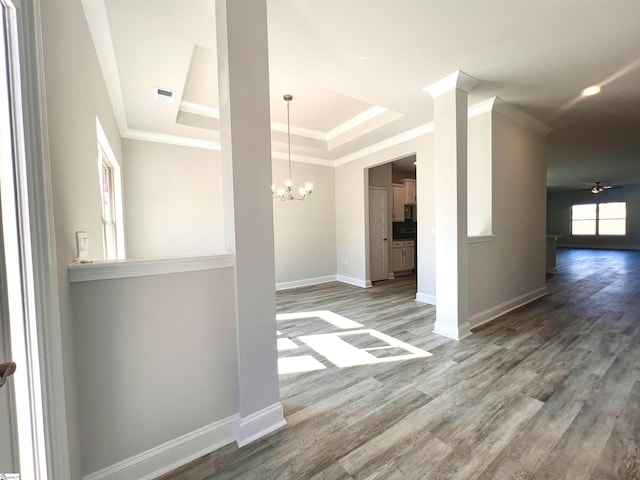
[367,155,417,287]
[0,0,49,477]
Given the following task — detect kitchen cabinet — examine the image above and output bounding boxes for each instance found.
[402,178,416,205]
[392,239,415,273]
[392,184,405,221]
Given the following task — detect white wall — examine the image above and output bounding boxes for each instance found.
[335,133,435,297]
[547,184,640,249]
[123,139,226,258]
[468,110,548,322]
[468,112,492,236]
[40,0,123,476]
[272,159,337,287]
[70,267,238,475]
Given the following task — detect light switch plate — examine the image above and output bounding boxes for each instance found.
[75,231,89,258]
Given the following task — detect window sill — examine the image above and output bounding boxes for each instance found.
[468,235,495,244]
[69,254,234,283]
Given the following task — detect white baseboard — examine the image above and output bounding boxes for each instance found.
[415,292,436,305]
[337,275,372,288]
[83,415,237,480]
[469,286,548,329]
[433,320,472,341]
[83,402,287,480]
[236,402,287,448]
[276,275,337,291]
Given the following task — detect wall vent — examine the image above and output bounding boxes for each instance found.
[154,87,176,103]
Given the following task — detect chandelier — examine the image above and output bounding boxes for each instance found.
[271,94,313,201]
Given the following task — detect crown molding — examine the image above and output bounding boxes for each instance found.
[81,0,128,133]
[468,97,552,134]
[492,97,553,135]
[271,150,334,167]
[270,121,326,142]
[326,105,387,141]
[423,70,478,98]
[179,101,220,119]
[123,128,221,150]
[334,122,435,167]
[468,97,497,118]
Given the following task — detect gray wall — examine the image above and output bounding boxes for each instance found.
[335,134,436,297]
[123,139,226,258]
[468,111,548,317]
[272,158,337,285]
[70,267,238,474]
[547,184,640,249]
[40,0,123,476]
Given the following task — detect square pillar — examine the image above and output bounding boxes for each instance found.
[425,71,477,340]
[216,0,285,445]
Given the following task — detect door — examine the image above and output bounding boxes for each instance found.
[369,187,389,281]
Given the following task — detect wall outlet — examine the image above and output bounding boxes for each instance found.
[75,231,89,258]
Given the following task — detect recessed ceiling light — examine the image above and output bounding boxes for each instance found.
[581,85,601,96]
[358,56,368,61]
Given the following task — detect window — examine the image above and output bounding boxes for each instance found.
[96,117,124,259]
[598,202,626,235]
[571,202,626,236]
[98,144,117,259]
[571,204,596,235]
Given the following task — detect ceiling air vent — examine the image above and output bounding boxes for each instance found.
[154,87,176,103]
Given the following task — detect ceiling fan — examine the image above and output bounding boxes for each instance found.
[587,181,616,194]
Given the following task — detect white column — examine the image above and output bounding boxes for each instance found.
[215,0,285,445]
[425,71,477,340]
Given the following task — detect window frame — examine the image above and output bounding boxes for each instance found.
[96,117,125,259]
[571,201,626,236]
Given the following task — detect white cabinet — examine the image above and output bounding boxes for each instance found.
[392,184,405,221]
[392,240,415,273]
[402,178,416,205]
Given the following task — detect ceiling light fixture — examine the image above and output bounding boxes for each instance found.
[272,95,313,201]
[581,85,601,96]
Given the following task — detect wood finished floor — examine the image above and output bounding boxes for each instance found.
[158,249,640,479]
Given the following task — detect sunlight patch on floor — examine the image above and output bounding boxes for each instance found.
[278,355,326,374]
[277,310,431,374]
[277,310,363,329]
[300,329,431,368]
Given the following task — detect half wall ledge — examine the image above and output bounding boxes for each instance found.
[68,254,235,282]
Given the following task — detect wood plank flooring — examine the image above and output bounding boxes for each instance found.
[158,249,640,479]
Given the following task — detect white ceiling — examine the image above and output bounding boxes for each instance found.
[91,0,640,190]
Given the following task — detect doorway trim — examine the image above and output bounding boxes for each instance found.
[4,0,70,477]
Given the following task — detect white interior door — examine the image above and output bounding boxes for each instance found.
[369,187,389,282]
